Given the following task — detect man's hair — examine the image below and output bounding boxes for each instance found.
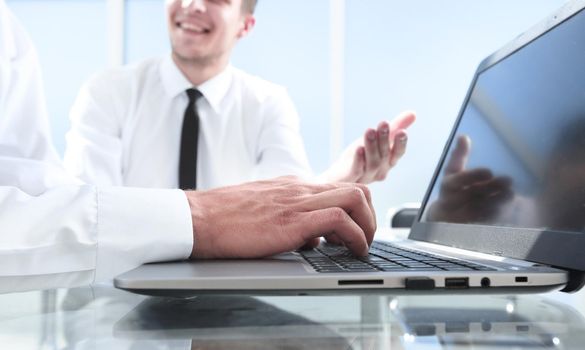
[242,0,257,14]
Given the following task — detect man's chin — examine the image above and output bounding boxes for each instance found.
[172,50,208,63]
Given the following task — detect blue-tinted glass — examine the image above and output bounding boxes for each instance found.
[422,7,585,232]
[7,0,108,155]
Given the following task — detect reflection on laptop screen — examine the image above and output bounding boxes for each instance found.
[421,8,585,233]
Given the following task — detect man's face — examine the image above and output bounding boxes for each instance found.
[166,0,254,64]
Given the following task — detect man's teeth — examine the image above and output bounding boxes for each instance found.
[179,22,207,33]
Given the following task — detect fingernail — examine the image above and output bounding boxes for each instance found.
[367,130,376,141]
[399,135,407,143]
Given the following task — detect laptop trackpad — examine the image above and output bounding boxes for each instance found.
[134,252,310,280]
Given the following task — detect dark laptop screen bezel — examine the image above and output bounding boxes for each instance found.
[409,0,585,272]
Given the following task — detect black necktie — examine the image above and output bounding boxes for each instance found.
[179,88,203,189]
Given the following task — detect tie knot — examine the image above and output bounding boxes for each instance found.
[186,88,202,103]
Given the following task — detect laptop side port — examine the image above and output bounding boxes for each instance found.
[515,276,528,283]
[445,277,469,289]
[338,279,383,286]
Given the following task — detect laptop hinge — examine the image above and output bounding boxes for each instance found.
[559,269,585,293]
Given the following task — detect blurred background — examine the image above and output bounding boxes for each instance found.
[7,0,567,224]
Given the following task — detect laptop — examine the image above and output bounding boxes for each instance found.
[115,0,585,296]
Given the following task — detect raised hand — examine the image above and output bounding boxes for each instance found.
[322,111,416,184]
[427,135,513,223]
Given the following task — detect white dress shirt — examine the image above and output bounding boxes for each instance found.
[0,1,193,292]
[64,56,312,189]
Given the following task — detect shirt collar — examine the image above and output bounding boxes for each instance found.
[160,55,232,114]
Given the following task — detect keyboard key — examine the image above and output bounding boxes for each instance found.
[304,242,494,273]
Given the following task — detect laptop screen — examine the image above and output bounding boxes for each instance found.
[420,6,585,233]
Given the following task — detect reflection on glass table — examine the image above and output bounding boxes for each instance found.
[1,286,584,349]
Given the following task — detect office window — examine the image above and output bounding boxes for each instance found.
[124,0,168,62]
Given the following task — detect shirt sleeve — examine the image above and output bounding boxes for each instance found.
[0,1,193,293]
[253,87,314,180]
[0,183,193,292]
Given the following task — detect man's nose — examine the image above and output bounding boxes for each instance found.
[181,0,206,13]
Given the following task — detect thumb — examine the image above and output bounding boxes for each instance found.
[350,146,366,181]
[444,135,471,175]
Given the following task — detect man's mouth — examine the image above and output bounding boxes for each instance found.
[177,21,211,34]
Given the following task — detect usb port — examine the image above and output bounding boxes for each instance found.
[515,276,528,283]
[445,277,469,289]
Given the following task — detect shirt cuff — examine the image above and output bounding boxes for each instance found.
[94,187,193,282]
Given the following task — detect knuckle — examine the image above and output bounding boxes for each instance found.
[375,173,387,181]
[356,184,371,199]
[329,207,349,224]
[348,187,366,202]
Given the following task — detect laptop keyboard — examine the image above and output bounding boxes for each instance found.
[299,241,496,273]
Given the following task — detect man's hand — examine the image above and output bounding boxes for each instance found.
[427,135,513,223]
[321,111,416,184]
[184,176,376,259]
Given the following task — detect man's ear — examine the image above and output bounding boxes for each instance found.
[237,15,256,39]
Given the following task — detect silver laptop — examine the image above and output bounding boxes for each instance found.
[115,0,585,296]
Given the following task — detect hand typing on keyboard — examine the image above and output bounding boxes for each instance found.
[188,176,376,259]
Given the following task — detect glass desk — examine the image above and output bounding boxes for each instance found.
[2,284,585,349]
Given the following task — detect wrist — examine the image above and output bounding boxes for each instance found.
[184,191,204,259]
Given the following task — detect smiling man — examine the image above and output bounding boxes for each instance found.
[0,0,380,293]
[64,0,415,190]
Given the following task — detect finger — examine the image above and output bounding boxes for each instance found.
[280,181,338,197]
[350,146,366,181]
[324,233,344,246]
[300,208,369,256]
[468,176,513,198]
[388,111,417,140]
[377,121,391,161]
[371,122,392,181]
[440,175,511,209]
[323,183,376,227]
[354,183,376,237]
[295,187,376,245]
[444,135,472,175]
[364,129,382,175]
[289,180,379,206]
[300,237,321,250]
[285,177,370,197]
[441,168,493,193]
[388,130,408,169]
